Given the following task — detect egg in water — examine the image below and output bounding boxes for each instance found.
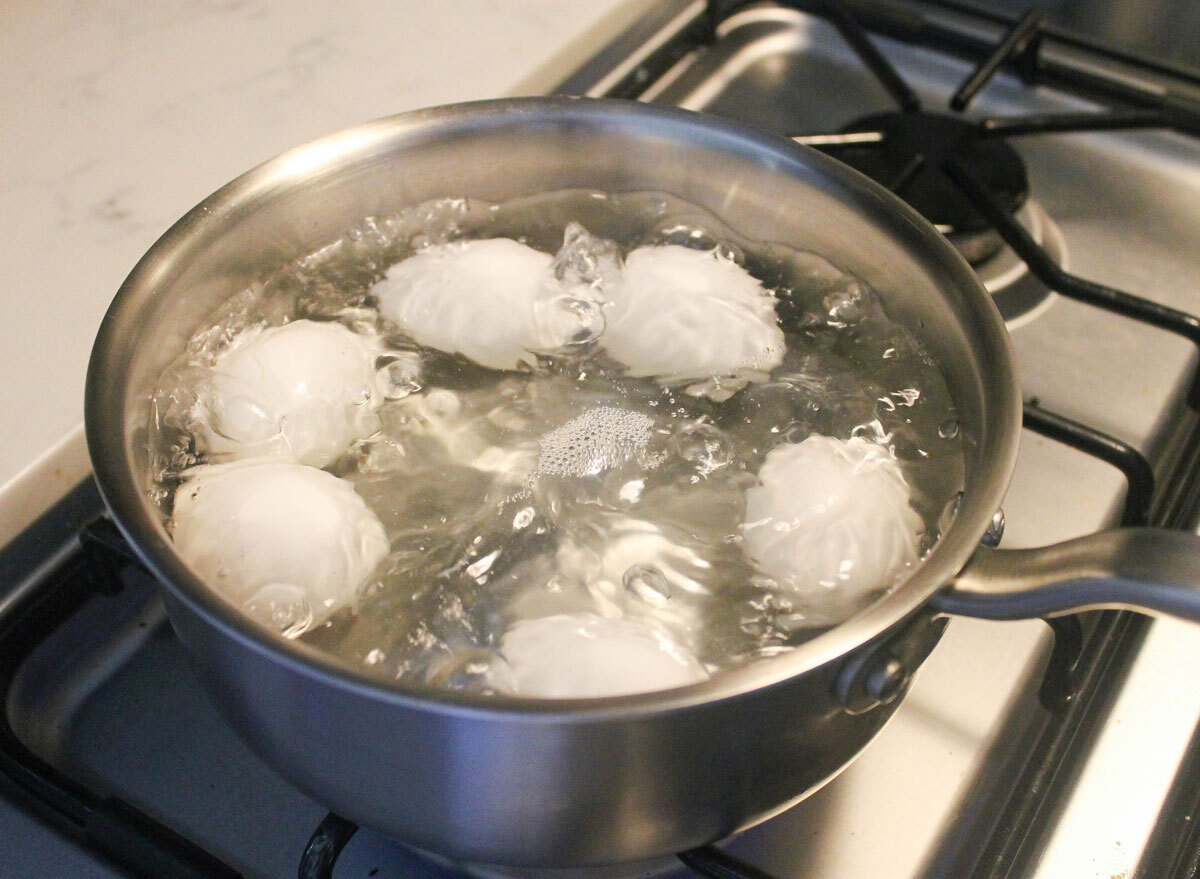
[195,320,382,468]
[742,434,923,623]
[600,244,786,400]
[497,612,709,698]
[171,459,389,635]
[374,238,587,371]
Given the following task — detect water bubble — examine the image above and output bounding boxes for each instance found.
[244,583,313,638]
[210,394,277,444]
[513,506,536,530]
[939,490,964,536]
[553,222,623,294]
[624,564,672,607]
[938,419,960,439]
[534,295,607,349]
[424,389,461,419]
[375,352,422,400]
[671,421,733,476]
[823,282,868,326]
[426,649,516,694]
[654,223,720,251]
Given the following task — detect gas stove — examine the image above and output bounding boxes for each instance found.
[6,3,1200,878]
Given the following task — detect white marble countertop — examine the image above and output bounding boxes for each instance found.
[0,0,639,513]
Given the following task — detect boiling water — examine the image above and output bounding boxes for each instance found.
[150,190,964,693]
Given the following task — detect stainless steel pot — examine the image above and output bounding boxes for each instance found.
[85,97,1200,868]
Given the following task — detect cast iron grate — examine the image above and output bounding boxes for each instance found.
[757,1,1200,366]
[0,515,243,879]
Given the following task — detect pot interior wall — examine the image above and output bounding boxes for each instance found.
[98,100,997,493]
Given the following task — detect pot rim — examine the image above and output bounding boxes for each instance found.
[85,96,1022,720]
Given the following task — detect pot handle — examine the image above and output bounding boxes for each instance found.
[932,528,1200,621]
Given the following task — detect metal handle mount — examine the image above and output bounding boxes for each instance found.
[933,528,1200,622]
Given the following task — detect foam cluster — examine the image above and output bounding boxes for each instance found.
[534,406,657,479]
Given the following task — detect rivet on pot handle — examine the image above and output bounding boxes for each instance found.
[981,509,1005,548]
[933,528,1200,621]
[835,613,948,714]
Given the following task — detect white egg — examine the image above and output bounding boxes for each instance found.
[498,612,708,698]
[373,239,564,371]
[171,459,389,634]
[196,320,381,468]
[742,434,922,622]
[601,245,785,397]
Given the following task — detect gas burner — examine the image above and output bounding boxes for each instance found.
[825,111,1030,265]
[799,112,1058,325]
[976,199,1065,327]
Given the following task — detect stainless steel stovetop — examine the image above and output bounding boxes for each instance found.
[6,3,1200,878]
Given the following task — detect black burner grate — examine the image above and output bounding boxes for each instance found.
[830,110,1030,263]
[755,0,1200,373]
[0,490,243,879]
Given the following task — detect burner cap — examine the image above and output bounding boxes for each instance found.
[834,112,1029,262]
